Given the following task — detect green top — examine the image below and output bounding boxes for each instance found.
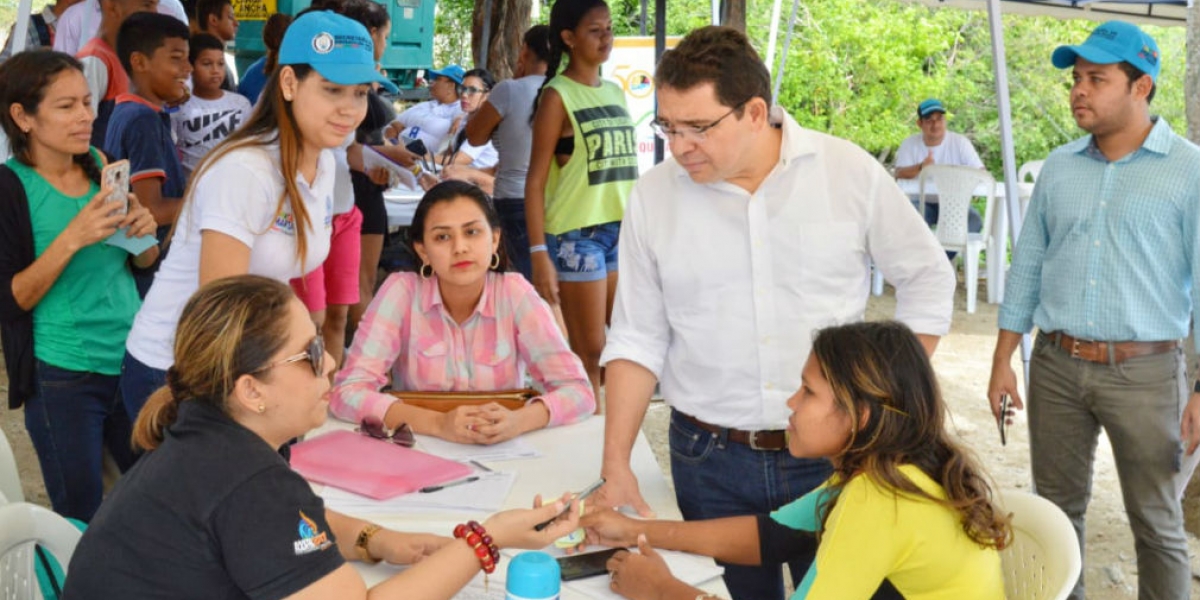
[9,150,141,375]
[543,76,636,235]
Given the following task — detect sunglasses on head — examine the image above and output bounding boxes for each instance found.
[358,418,416,448]
[252,336,325,377]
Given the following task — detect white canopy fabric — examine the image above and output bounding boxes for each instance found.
[901,0,1189,26]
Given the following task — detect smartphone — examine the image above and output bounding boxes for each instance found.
[534,477,605,532]
[998,394,1011,446]
[557,548,622,581]
[101,159,130,215]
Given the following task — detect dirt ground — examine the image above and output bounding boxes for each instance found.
[2,284,1199,598]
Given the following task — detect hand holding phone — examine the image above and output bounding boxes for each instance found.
[101,160,130,215]
[998,394,1011,446]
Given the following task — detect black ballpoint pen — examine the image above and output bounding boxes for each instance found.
[420,476,480,493]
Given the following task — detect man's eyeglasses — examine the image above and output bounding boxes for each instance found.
[358,418,416,448]
[650,98,750,143]
[461,86,489,97]
[253,336,324,377]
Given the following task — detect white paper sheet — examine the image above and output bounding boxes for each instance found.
[415,434,542,462]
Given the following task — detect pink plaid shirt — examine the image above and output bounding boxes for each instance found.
[330,271,594,426]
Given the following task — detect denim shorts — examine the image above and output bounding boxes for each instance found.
[543,221,620,283]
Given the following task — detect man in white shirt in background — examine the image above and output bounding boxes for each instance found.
[894,98,986,232]
[595,26,955,600]
[52,0,187,55]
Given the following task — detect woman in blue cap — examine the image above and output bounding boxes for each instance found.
[118,10,397,420]
[383,63,466,156]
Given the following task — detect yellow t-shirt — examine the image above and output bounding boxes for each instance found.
[771,464,1004,600]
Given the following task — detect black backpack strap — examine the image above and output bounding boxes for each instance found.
[31,14,51,48]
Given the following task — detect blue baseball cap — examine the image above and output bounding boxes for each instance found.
[427,65,465,85]
[278,11,398,93]
[918,98,946,119]
[1051,20,1160,82]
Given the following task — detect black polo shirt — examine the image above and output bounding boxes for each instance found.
[63,401,344,599]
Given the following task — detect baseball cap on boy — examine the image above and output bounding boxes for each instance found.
[278,10,399,93]
[427,65,466,85]
[1051,20,1160,82]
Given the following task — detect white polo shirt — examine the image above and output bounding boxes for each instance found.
[600,107,956,430]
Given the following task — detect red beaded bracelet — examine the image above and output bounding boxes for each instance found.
[454,520,501,574]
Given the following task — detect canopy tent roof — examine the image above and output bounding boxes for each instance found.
[899,0,1190,26]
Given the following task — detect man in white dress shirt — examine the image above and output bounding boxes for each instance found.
[595,26,955,600]
[893,98,986,233]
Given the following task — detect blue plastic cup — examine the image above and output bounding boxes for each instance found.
[506,551,560,600]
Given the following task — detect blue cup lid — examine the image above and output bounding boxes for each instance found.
[506,551,560,598]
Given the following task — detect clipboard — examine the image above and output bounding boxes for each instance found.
[290,430,473,500]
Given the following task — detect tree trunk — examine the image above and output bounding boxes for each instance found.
[721,0,746,31]
[471,0,532,80]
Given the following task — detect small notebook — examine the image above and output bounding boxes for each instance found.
[291,430,472,500]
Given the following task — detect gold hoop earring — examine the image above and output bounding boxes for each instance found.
[490,253,500,270]
[419,263,433,279]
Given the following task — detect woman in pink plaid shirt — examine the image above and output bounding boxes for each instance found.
[331,181,595,444]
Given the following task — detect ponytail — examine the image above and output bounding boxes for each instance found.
[530,0,607,123]
[132,384,181,451]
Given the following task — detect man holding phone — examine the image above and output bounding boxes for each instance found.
[987,22,1200,600]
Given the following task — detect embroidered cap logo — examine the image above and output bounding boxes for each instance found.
[311,32,335,54]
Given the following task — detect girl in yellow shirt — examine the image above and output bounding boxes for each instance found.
[582,321,1011,600]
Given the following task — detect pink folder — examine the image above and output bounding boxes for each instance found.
[291,430,473,500]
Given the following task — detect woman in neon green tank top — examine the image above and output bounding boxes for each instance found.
[0,50,159,521]
[526,0,636,404]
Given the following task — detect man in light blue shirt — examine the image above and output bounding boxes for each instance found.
[987,21,1200,600]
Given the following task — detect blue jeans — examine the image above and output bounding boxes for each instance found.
[543,222,620,283]
[494,197,533,283]
[119,352,167,423]
[24,360,136,522]
[668,409,831,600]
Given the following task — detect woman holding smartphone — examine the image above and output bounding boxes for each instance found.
[0,50,158,521]
[119,10,397,419]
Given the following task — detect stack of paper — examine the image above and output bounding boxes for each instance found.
[415,435,542,462]
[320,471,517,515]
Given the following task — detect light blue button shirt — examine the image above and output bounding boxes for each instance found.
[999,118,1200,348]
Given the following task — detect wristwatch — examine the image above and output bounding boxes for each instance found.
[355,523,383,564]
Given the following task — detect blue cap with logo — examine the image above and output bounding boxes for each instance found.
[918,98,946,119]
[427,65,466,85]
[1051,20,1160,82]
[278,10,398,93]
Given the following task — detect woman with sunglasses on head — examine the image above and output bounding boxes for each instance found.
[581,321,1011,600]
[118,10,397,419]
[0,50,158,522]
[64,275,583,599]
[433,68,499,195]
[526,0,637,404]
[331,181,594,445]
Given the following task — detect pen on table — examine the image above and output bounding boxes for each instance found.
[420,476,480,493]
[469,460,494,473]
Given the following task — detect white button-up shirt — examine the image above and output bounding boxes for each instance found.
[600,107,955,430]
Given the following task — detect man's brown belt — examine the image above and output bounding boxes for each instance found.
[677,412,788,451]
[1049,331,1179,364]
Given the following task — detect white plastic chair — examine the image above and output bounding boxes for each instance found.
[918,165,996,313]
[0,502,82,599]
[998,490,1081,600]
[0,427,23,504]
[1017,159,1045,218]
